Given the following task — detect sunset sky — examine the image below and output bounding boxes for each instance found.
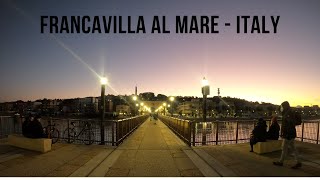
[0,0,320,106]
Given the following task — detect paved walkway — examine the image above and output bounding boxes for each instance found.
[86,118,212,177]
[194,141,320,176]
[0,142,114,176]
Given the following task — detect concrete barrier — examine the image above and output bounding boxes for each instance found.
[253,140,282,154]
[8,134,52,153]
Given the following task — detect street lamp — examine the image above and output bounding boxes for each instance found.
[139,102,144,115]
[169,96,174,116]
[100,77,107,145]
[163,103,167,115]
[133,95,137,116]
[201,77,210,145]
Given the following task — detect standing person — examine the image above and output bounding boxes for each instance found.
[249,118,267,152]
[273,101,302,169]
[267,116,280,140]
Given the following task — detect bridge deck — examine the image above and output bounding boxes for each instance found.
[89,118,207,177]
[1,117,320,176]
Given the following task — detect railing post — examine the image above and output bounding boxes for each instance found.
[116,121,119,146]
[183,121,186,138]
[317,121,319,145]
[301,120,304,142]
[188,121,192,146]
[202,122,207,145]
[127,119,129,134]
[215,121,219,145]
[192,122,196,146]
[0,117,2,138]
[67,119,70,143]
[130,118,132,131]
[121,121,124,140]
[112,121,115,146]
[236,121,239,144]
[176,119,178,131]
[179,120,182,134]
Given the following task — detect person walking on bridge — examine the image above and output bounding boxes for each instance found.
[273,101,302,169]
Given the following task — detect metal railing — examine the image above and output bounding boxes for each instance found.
[115,115,148,145]
[159,115,320,146]
[0,115,148,146]
[0,116,22,138]
[160,115,192,146]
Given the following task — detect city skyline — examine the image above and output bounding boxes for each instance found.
[1,0,320,106]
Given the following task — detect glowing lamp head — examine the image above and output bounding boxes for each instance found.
[100,77,108,85]
[201,77,210,95]
[140,102,144,106]
[169,96,174,102]
[202,77,209,87]
[163,103,166,106]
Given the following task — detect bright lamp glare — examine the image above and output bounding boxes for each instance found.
[133,96,137,101]
[100,77,108,85]
[170,97,174,101]
[202,77,209,86]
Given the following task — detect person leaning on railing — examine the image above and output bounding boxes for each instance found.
[250,118,267,152]
[267,116,280,140]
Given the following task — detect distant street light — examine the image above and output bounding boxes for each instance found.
[100,77,108,145]
[169,96,174,117]
[201,77,210,145]
[163,103,167,115]
[133,95,137,116]
[133,95,137,101]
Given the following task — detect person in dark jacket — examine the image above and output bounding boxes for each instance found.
[22,115,32,138]
[28,115,45,138]
[267,116,280,140]
[250,118,267,152]
[273,101,302,169]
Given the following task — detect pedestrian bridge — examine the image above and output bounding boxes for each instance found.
[1,117,320,176]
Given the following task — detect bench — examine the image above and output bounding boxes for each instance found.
[253,140,282,154]
[8,134,52,153]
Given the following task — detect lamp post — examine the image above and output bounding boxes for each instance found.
[169,96,174,117]
[140,102,144,115]
[163,103,167,115]
[100,77,107,145]
[133,95,137,116]
[201,77,210,145]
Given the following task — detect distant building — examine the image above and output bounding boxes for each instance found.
[116,105,131,116]
[177,100,202,117]
[139,92,155,101]
[79,97,99,114]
